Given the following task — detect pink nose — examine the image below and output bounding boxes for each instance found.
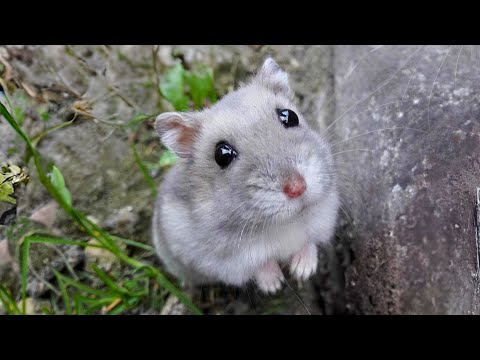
[282,172,306,199]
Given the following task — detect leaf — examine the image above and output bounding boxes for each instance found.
[159,63,189,111]
[159,150,177,168]
[184,67,217,109]
[48,166,72,207]
[0,171,16,204]
[1,163,29,186]
[0,180,15,204]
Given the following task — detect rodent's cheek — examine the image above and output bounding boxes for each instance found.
[249,189,288,217]
[245,171,279,193]
[297,156,325,198]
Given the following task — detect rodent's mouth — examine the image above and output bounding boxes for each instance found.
[268,200,311,222]
[244,181,320,222]
[298,202,309,214]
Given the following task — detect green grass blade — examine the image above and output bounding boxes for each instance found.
[148,267,201,315]
[112,235,153,252]
[79,296,120,314]
[73,293,84,315]
[54,271,111,297]
[107,301,128,315]
[0,101,36,153]
[123,274,149,297]
[21,238,30,314]
[24,235,105,249]
[124,113,154,128]
[0,283,21,315]
[131,143,157,198]
[53,269,72,314]
[91,264,130,296]
[31,118,76,147]
[77,295,117,306]
[40,306,53,315]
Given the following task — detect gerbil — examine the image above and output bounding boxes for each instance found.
[152,58,339,294]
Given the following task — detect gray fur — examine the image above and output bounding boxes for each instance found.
[152,58,339,293]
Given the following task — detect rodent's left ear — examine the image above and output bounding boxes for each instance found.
[155,112,200,158]
[254,57,293,99]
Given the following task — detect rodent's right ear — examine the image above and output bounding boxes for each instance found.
[155,112,200,158]
[254,57,293,99]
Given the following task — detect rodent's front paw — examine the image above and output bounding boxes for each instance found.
[254,260,285,294]
[289,242,318,282]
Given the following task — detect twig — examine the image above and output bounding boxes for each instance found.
[65,45,138,110]
[45,64,83,99]
[44,243,80,281]
[27,263,61,297]
[152,45,160,91]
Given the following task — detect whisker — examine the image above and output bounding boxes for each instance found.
[323,101,401,140]
[401,45,431,103]
[454,45,464,92]
[321,46,423,139]
[283,278,311,315]
[245,285,256,313]
[337,203,360,244]
[332,149,372,156]
[317,45,387,116]
[330,126,426,147]
[426,46,453,131]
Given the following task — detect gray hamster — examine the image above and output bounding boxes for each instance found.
[152,58,339,294]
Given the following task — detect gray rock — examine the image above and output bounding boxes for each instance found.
[0,123,18,165]
[84,238,124,273]
[332,45,480,314]
[0,239,11,266]
[16,297,52,315]
[160,295,188,315]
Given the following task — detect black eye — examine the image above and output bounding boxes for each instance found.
[277,108,299,128]
[215,142,237,168]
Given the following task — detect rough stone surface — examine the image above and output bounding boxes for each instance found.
[333,45,480,314]
[0,240,11,266]
[84,238,124,273]
[160,295,188,315]
[16,297,51,315]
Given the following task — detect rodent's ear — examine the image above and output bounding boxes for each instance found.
[155,112,200,158]
[254,57,293,99]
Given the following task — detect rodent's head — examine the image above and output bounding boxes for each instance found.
[155,58,336,228]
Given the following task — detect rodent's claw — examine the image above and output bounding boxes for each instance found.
[254,260,285,294]
[289,242,318,282]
